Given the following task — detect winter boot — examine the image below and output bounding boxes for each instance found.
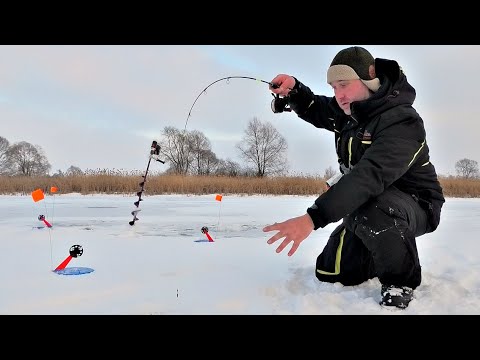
[379,284,413,309]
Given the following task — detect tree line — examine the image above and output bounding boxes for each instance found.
[2,120,479,179]
[0,117,289,178]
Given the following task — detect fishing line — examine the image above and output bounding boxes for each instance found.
[183,76,278,131]
[43,198,54,269]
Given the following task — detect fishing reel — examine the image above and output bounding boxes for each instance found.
[271,93,291,113]
[150,141,160,155]
[150,140,165,163]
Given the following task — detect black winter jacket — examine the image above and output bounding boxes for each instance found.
[288,58,445,232]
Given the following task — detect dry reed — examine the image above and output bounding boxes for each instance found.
[0,174,477,198]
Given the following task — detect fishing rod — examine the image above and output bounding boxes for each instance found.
[183,76,287,131]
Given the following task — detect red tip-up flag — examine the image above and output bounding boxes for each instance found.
[31,189,45,202]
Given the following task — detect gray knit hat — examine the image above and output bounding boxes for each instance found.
[327,46,380,92]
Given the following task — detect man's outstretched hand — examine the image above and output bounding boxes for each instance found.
[263,213,314,256]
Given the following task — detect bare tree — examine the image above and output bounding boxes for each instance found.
[225,159,241,177]
[215,159,241,176]
[236,117,288,177]
[66,165,84,176]
[5,141,51,176]
[189,130,215,175]
[198,149,220,175]
[0,136,10,175]
[455,158,479,179]
[157,127,194,175]
[52,169,64,177]
[324,166,337,179]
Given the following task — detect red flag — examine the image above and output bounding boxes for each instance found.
[215,194,223,202]
[31,189,45,202]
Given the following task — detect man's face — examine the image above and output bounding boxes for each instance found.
[330,79,371,115]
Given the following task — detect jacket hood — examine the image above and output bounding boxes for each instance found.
[329,58,417,121]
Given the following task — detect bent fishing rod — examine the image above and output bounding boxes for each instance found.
[183,76,289,131]
[130,75,290,225]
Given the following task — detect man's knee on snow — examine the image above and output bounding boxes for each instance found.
[315,224,375,286]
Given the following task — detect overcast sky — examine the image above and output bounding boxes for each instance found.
[0,45,477,176]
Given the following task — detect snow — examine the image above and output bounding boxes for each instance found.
[1,194,478,315]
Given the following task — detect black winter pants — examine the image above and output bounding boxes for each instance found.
[315,187,429,289]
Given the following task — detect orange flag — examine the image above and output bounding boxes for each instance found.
[215,194,223,202]
[31,189,45,202]
[50,186,58,193]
